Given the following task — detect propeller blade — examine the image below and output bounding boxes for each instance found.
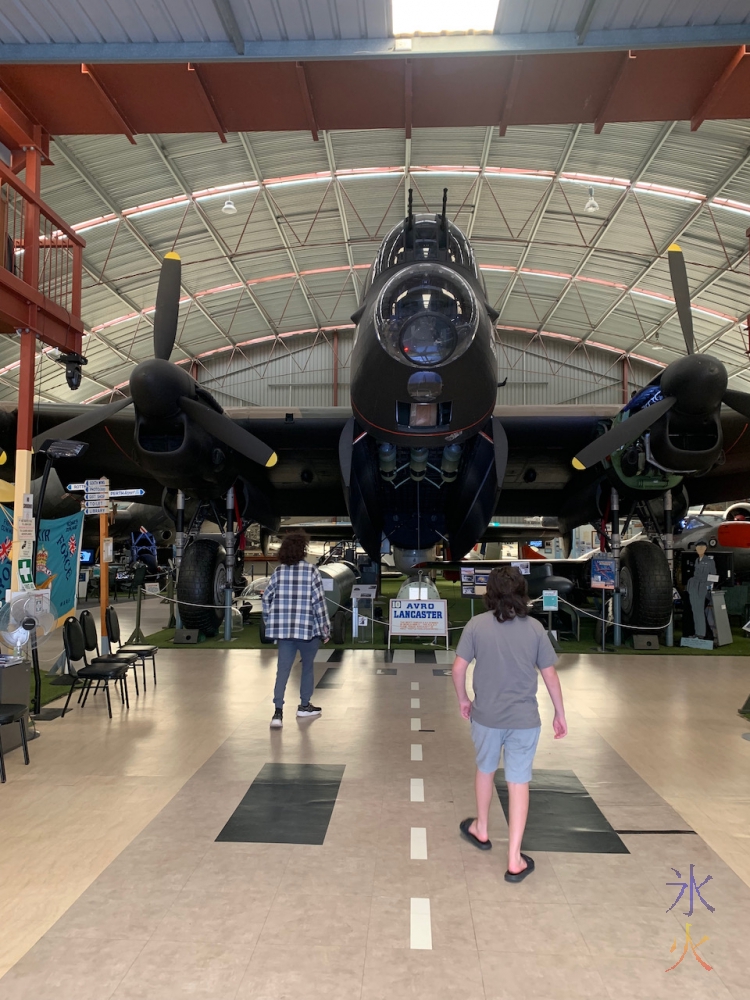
[153,253,182,361]
[722,388,750,420]
[572,396,676,471]
[667,244,695,355]
[32,396,133,451]
[179,397,278,468]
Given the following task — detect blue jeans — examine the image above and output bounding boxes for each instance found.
[273,637,320,708]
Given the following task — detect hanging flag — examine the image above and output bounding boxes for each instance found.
[34,512,85,624]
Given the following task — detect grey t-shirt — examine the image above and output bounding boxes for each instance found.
[455,612,558,729]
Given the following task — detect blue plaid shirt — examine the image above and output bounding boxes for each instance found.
[261,561,331,641]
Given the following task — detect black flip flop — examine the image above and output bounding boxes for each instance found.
[459,818,492,851]
[505,853,535,882]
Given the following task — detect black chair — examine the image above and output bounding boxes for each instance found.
[106,606,158,688]
[0,706,30,783]
[61,617,130,719]
[80,609,141,696]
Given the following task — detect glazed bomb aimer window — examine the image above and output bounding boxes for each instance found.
[375,263,478,368]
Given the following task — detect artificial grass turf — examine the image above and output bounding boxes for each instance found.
[144,575,750,655]
[38,670,76,707]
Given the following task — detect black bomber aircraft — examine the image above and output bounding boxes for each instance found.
[3,194,750,633]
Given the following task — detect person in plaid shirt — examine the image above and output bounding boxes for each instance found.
[262,531,331,728]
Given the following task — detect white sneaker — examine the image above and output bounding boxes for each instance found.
[270,708,283,728]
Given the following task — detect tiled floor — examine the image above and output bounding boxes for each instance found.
[1,600,749,998]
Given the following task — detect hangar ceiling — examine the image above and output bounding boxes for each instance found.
[2,117,749,406]
[1,2,750,409]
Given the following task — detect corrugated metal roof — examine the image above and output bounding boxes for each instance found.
[2,117,750,403]
[4,1,750,46]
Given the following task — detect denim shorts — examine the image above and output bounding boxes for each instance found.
[470,720,541,782]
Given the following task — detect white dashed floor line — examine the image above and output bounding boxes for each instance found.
[410,778,425,802]
[410,718,421,731]
[410,898,432,949]
[411,682,419,690]
[410,698,420,709]
[410,827,428,860]
[410,744,423,761]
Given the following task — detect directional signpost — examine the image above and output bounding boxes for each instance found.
[66,480,146,650]
[110,489,145,499]
[80,477,111,517]
[81,479,112,650]
[69,484,145,504]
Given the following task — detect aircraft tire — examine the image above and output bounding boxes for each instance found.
[177,538,226,637]
[332,610,346,645]
[619,540,672,632]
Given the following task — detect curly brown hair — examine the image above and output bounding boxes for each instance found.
[278,530,310,565]
[484,566,529,622]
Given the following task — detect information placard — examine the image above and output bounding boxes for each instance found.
[591,555,616,589]
[17,519,35,541]
[460,567,489,597]
[389,598,448,648]
[542,590,559,611]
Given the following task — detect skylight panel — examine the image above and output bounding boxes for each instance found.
[391,0,500,35]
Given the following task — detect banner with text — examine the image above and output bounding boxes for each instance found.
[0,508,84,624]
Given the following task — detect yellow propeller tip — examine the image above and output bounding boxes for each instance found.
[668,243,682,253]
[572,458,586,471]
[165,252,181,260]
[0,450,6,466]
[265,452,278,468]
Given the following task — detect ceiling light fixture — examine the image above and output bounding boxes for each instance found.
[584,186,599,214]
[222,199,237,215]
[391,0,500,35]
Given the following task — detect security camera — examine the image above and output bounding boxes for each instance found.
[54,351,88,391]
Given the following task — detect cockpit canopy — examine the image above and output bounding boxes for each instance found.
[372,214,480,282]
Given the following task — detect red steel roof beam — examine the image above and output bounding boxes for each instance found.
[0,88,36,150]
[0,86,52,162]
[594,51,636,134]
[81,64,137,144]
[691,45,748,132]
[498,56,523,138]
[404,60,413,140]
[187,63,227,143]
[295,62,319,142]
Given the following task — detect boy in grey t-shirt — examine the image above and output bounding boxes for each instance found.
[452,566,567,882]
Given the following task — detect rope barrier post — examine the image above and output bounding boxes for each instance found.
[127,585,147,644]
[664,489,674,647]
[174,489,185,630]
[99,510,111,653]
[166,573,176,630]
[224,486,235,642]
[611,487,622,647]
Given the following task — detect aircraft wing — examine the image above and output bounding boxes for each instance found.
[2,402,749,527]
